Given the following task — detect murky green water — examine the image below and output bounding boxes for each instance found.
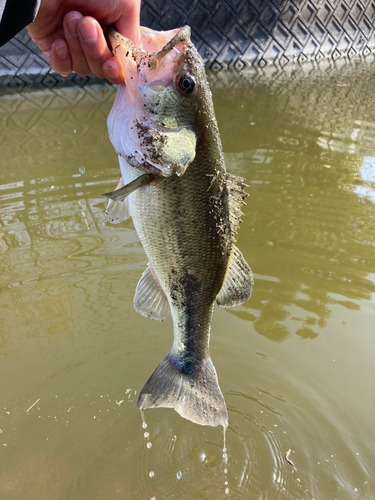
[0,61,374,500]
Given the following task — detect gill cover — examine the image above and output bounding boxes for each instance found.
[107,26,197,177]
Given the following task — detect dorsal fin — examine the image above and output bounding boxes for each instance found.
[134,263,170,321]
[226,173,248,239]
[216,245,253,308]
[105,178,130,224]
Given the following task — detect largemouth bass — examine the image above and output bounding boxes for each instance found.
[103,26,253,428]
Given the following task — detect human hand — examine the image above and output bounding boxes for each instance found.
[27,0,141,84]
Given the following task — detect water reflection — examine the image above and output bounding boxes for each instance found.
[0,84,142,358]
[355,156,375,203]
[2,72,375,349]
[212,62,375,343]
[224,146,375,342]
[0,65,374,499]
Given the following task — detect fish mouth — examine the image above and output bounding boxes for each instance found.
[107,25,195,178]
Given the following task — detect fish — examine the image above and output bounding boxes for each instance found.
[103,25,253,428]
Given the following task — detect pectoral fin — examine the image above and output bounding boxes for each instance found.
[134,263,170,321]
[105,178,130,224]
[102,173,156,202]
[216,245,253,308]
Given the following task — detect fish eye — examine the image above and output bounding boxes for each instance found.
[179,75,195,94]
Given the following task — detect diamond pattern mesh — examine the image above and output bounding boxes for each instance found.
[1,0,375,88]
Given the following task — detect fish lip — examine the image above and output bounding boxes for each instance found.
[156,25,191,57]
[107,25,191,56]
[107,26,136,53]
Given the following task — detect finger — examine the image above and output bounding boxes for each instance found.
[103,57,125,85]
[115,0,141,46]
[77,17,111,79]
[63,11,91,76]
[30,26,66,52]
[51,39,72,77]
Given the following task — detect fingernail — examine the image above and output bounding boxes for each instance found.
[79,19,98,44]
[104,64,119,80]
[42,50,52,64]
[54,41,68,59]
[67,16,80,38]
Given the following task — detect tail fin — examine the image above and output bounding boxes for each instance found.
[137,352,228,428]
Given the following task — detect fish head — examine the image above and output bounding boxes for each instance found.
[108,26,209,177]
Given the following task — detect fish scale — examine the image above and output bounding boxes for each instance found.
[131,164,227,351]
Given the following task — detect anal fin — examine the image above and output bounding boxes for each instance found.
[216,245,253,307]
[134,263,170,321]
